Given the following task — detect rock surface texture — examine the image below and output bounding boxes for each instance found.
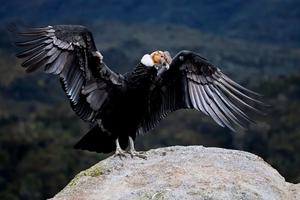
[50,146,299,200]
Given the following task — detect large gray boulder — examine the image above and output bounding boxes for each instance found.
[50,146,299,200]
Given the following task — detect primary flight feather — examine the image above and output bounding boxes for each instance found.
[13,25,264,158]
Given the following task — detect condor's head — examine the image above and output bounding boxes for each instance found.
[141,50,172,75]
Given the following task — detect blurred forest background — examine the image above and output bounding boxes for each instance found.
[0,0,299,199]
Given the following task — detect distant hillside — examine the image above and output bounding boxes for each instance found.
[0,0,299,47]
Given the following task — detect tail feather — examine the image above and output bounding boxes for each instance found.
[74,126,115,153]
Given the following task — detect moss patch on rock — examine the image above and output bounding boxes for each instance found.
[83,164,103,177]
[67,164,103,187]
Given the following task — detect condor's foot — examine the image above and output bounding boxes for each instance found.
[113,149,127,159]
[128,136,147,159]
[128,149,147,159]
[113,138,127,159]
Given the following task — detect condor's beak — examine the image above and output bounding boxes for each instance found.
[163,51,172,66]
[156,51,172,76]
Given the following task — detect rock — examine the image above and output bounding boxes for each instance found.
[50,146,300,200]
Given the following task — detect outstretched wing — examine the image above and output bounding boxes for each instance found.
[13,25,123,122]
[139,50,265,133]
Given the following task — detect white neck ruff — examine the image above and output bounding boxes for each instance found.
[141,54,154,67]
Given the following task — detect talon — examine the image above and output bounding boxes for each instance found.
[128,150,147,159]
[113,138,127,160]
[128,136,147,159]
[113,149,127,159]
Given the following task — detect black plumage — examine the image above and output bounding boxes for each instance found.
[13,25,265,155]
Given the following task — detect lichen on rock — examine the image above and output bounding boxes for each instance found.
[67,164,104,187]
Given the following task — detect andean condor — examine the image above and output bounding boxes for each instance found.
[12,25,265,158]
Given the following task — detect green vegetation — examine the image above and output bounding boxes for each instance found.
[0,22,299,199]
[67,164,103,187]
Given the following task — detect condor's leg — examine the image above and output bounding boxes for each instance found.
[128,136,147,159]
[113,138,127,159]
